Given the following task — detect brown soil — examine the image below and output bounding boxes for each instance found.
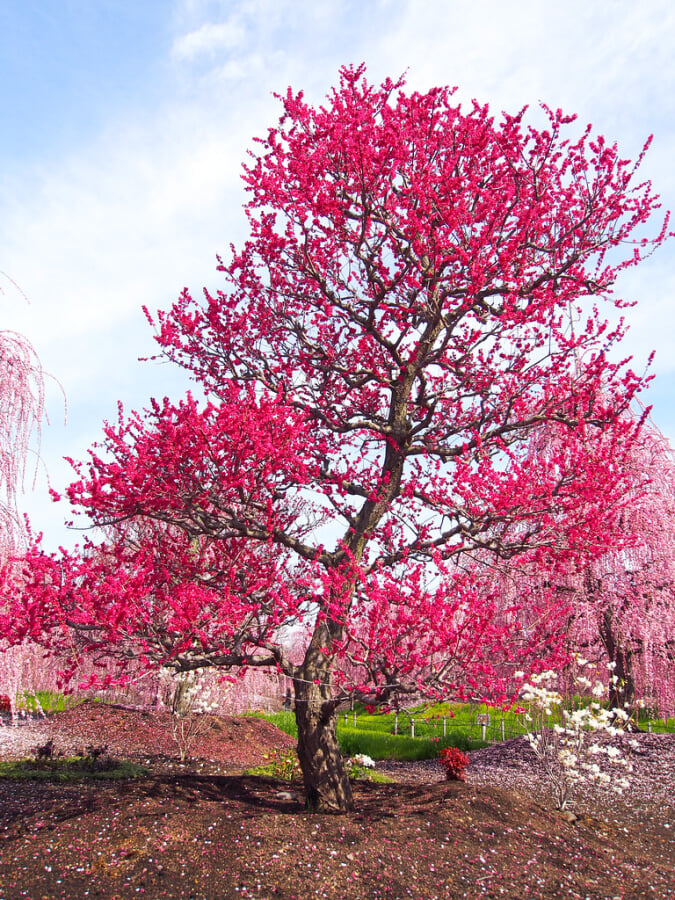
[0,701,673,899]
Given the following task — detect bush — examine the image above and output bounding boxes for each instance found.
[439,746,469,781]
[246,749,301,781]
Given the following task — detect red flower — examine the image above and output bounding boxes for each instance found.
[439,747,469,781]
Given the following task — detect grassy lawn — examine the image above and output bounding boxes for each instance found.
[249,705,488,760]
[8,689,674,764]
[13,689,85,715]
[249,700,675,761]
[0,755,147,781]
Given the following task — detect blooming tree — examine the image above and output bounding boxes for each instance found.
[495,413,675,718]
[0,274,47,716]
[0,275,45,558]
[3,67,671,811]
[569,416,675,717]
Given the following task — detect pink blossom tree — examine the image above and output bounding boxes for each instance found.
[0,273,46,714]
[3,67,671,810]
[0,275,45,558]
[569,416,675,717]
[496,411,675,718]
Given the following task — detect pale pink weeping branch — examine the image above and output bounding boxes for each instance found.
[0,276,48,720]
[556,412,675,718]
[0,275,46,560]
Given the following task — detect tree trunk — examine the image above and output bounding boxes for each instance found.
[294,675,354,813]
[171,672,193,716]
[599,607,636,714]
[607,646,636,713]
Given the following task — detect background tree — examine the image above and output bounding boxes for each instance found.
[569,415,675,717]
[0,273,45,558]
[3,67,670,811]
[492,411,675,719]
[0,272,46,715]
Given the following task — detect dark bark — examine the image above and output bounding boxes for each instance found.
[294,659,353,813]
[599,607,636,713]
[171,674,192,716]
[607,647,636,713]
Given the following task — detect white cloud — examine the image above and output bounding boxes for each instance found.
[2,0,674,551]
[172,20,245,59]
[0,94,261,553]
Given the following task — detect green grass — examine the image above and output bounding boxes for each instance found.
[250,709,297,737]
[12,690,121,716]
[337,728,478,760]
[244,761,394,783]
[639,716,675,733]
[249,697,675,761]
[0,756,147,782]
[248,709,486,760]
[12,690,113,715]
[335,700,530,743]
[348,768,395,783]
[243,749,301,780]
[14,690,82,715]
[243,748,394,783]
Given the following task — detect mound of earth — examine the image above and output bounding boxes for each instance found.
[0,700,296,771]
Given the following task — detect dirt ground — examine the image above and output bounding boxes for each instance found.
[0,702,673,900]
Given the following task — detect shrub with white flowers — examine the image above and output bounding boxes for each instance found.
[517,663,637,811]
[348,753,375,769]
[164,668,227,762]
[346,754,376,778]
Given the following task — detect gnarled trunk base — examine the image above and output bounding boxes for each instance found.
[294,678,353,813]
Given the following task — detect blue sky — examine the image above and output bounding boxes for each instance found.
[1,0,674,551]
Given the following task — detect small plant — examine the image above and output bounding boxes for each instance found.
[167,669,223,761]
[77,745,114,772]
[439,746,469,781]
[33,739,56,761]
[349,753,375,769]
[255,749,302,780]
[519,666,637,811]
[84,744,107,760]
[346,753,377,780]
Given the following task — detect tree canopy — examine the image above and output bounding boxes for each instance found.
[2,66,671,811]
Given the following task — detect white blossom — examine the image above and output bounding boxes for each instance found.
[515,667,633,811]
